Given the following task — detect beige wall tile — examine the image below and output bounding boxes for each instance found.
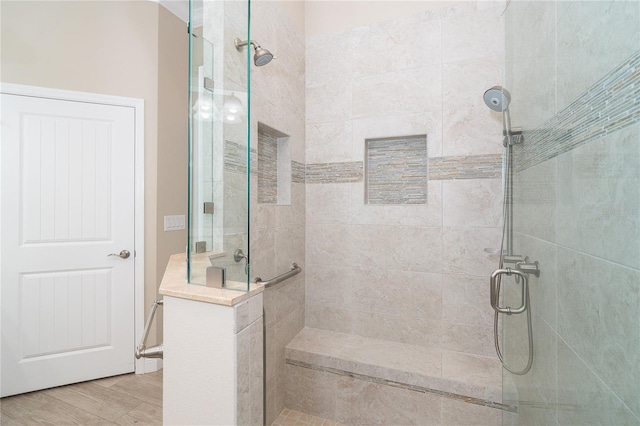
[442,57,504,157]
[352,66,442,119]
[441,398,502,425]
[352,14,442,76]
[442,274,494,327]
[335,378,417,425]
[441,6,504,64]
[443,178,503,227]
[285,364,337,420]
[557,247,640,415]
[306,121,354,164]
[556,124,640,269]
[443,226,502,277]
[306,305,354,334]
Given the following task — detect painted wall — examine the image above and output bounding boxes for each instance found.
[156,5,189,344]
[304,1,505,360]
[1,0,188,349]
[503,1,640,424]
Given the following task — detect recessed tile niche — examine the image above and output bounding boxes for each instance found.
[365,135,428,205]
[258,123,291,205]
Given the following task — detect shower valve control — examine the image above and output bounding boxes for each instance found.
[516,257,540,277]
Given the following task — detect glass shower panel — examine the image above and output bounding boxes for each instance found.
[187,0,251,291]
[503,1,640,425]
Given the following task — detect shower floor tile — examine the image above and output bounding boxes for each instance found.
[273,408,346,426]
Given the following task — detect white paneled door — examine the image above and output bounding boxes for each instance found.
[1,92,136,397]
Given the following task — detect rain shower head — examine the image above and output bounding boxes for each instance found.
[483,86,511,112]
[235,38,274,67]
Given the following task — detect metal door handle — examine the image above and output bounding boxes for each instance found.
[490,268,528,315]
[108,250,130,259]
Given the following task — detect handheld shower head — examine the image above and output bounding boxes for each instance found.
[235,38,274,67]
[483,85,523,146]
[483,86,511,112]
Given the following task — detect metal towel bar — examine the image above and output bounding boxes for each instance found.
[255,263,301,288]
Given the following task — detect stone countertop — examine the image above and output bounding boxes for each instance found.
[159,253,263,307]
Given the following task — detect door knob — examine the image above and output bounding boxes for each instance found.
[108,250,131,259]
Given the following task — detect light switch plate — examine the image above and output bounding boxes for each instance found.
[164,215,185,231]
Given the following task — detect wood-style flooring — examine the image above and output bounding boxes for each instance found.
[0,370,162,425]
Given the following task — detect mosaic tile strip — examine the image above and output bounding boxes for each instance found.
[292,160,305,184]
[515,49,640,172]
[305,162,364,184]
[304,154,502,184]
[258,130,278,203]
[365,136,428,205]
[224,140,256,174]
[286,359,517,413]
[429,154,503,180]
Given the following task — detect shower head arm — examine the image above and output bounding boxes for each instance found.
[234,38,260,52]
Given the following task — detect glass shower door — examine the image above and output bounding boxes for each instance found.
[187,0,251,291]
[502,1,640,424]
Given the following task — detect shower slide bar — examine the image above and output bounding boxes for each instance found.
[255,263,301,288]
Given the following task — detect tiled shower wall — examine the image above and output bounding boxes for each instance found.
[248,2,307,425]
[503,1,640,425]
[305,2,506,358]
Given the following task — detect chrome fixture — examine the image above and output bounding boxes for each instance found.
[203,77,215,92]
[107,249,130,259]
[233,248,246,263]
[484,86,536,375]
[490,258,540,315]
[483,86,523,147]
[489,256,540,375]
[490,268,528,315]
[483,85,511,112]
[135,299,163,359]
[255,263,301,288]
[234,248,249,275]
[206,266,226,288]
[234,38,274,66]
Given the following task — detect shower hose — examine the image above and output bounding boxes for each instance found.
[493,144,533,376]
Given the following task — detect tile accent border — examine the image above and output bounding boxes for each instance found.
[224,140,258,174]
[305,162,364,184]
[292,161,305,184]
[224,140,249,174]
[305,154,502,184]
[225,145,503,184]
[286,359,517,413]
[515,49,640,171]
[429,154,502,180]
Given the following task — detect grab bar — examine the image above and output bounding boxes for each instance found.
[255,263,301,288]
[135,299,163,359]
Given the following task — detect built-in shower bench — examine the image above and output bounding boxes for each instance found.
[284,327,509,425]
